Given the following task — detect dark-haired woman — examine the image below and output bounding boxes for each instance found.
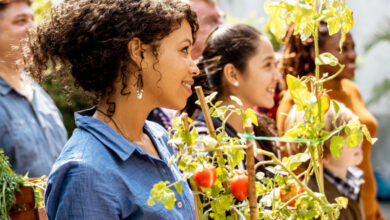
[26,0,200,219]
[185,24,282,171]
[276,23,384,220]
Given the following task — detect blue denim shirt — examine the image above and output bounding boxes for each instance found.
[45,107,196,220]
[0,77,67,177]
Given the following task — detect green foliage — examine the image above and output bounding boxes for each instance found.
[148,1,375,219]
[41,77,93,135]
[31,0,52,23]
[31,0,93,134]
[0,150,24,220]
[264,0,355,51]
[366,78,390,107]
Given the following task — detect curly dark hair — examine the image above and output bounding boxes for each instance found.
[280,21,330,78]
[25,0,198,115]
[184,24,263,116]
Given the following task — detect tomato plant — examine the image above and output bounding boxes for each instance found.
[230,173,248,201]
[280,180,304,207]
[148,1,376,219]
[194,165,217,188]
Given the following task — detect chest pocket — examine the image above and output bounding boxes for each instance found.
[0,118,46,172]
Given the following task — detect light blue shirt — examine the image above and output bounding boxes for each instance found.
[0,77,67,177]
[45,107,196,220]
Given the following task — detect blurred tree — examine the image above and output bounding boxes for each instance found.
[31,0,92,135]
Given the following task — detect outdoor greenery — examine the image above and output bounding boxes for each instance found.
[148,0,376,219]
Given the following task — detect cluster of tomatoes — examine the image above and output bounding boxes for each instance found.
[193,165,249,201]
[194,165,305,206]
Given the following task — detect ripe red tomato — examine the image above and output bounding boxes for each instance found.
[317,92,331,113]
[193,165,217,188]
[279,180,304,207]
[230,174,248,201]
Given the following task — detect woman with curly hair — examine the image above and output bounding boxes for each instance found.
[276,22,384,220]
[184,24,282,171]
[25,0,200,219]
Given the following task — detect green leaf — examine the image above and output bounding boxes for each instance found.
[361,125,377,145]
[230,96,243,106]
[347,128,363,148]
[264,1,288,40]
[205,92,218,103]
[150,181,176,210]
[315,52,339,66]
[332,100,340,114]
[244,108,258,126]
[174,182,183,194]
[330,136,345,159]
[283,152,311,171]
[147,197,156,206]
[327,16,341,36]
[168,152,180,166]
[335,197,348,209]
[286,75,311,110]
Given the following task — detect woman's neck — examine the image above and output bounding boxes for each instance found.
[94,93,155,142]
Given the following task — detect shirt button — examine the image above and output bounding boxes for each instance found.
[177,201,183,208]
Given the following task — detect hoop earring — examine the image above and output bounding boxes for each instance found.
[136,72,143,100]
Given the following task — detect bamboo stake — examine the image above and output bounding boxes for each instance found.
[182,113,200,220]
[194,86,227,191]
[245,125,258,220]
[194,86,217,139]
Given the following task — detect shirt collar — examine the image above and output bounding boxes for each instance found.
[0,77,13,96]
[324,167,363,201]
[75,107,170,162]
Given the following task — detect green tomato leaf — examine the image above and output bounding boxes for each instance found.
[286,75,311,110]
[327,16,341,36]
[335,197,348,209]
[174,182,183,194]
[347,128,363,148]
[147,197,156,206]
[264,1,288,40]
[332,100,340,114]
[330,136,345,159]
[245,108,258,126]
[315,52,339,66]
[150,181,176,210]
[230,96,243,106]
[361,125,377,145]
[168,152,180,166]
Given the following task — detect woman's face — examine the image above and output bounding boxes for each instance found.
[235,36,281,109]
[319,32,356,80]
[141,20,199,110]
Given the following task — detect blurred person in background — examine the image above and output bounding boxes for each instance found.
[285,102,365,220]
[184,24,282,172]
[0,0,67,177]
[148,0,222,130]
[276,22,384,220]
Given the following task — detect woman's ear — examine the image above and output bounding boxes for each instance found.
[127,37,144,69]
[223,63,240,87]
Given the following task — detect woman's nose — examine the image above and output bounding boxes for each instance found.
[190,59,200,76]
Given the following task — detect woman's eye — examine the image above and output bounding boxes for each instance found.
[181,46,189,54]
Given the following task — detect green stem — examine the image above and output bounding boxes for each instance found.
[256,149,324,204]
[254,160,273,170]
[319,64,345,84]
